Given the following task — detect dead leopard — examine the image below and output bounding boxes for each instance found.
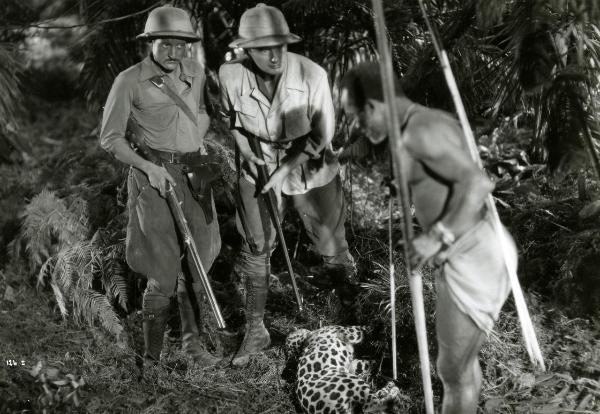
[285,325,403,414]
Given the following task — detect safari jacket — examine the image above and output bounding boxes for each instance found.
[100,56,210,154]
[218,52,339,195]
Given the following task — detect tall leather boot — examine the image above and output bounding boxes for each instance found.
[330,264,360,324]
[231,273,271,367]
[142,291,171,362]
[177,282,220,367]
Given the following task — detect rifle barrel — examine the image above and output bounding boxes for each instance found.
[166,187,226,329]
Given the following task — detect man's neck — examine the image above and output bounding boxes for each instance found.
[254,67,281,102]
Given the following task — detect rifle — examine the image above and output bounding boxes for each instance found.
[126,118,226,330]
[245,134,304,312]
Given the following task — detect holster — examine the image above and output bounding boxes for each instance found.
[182,156,220,224]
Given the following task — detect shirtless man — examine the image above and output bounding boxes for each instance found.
[340,62,517,414]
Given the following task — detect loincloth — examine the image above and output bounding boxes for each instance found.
[435,215,516,334]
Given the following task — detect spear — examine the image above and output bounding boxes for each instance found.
[417,0,545,371]
[371,1,435,412]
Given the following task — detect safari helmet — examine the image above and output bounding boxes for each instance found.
[229,3,301,48]
[136,5,201,42]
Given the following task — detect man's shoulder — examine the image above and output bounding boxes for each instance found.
[218,57,248,81]
[180,58,204,77]
[114,62,143,84]
[287,52,326,78]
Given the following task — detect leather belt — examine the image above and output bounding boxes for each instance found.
[148,148,217,165]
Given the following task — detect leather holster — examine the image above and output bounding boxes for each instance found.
[182,155,220,224]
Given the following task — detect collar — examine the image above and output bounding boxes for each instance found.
[139,55,202,85]
[240,53,306,105]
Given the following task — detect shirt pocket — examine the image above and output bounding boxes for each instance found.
[233,96,260,134]
[283,93,311,139]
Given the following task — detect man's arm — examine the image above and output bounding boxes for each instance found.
[99,73,174,197]
[217,65,265,177]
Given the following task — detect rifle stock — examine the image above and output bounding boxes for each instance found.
[125,118,226,330]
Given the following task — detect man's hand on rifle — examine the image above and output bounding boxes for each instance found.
[261,163,291,195]
[240,149,266,179]
[144,162,176,198]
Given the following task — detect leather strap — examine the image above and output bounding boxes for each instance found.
[149,75,198,127]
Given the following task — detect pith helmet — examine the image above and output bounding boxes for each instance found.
[137,5,201,42]
[229,3,301,48]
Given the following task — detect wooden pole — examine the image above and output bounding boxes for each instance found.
[371,1,435,412]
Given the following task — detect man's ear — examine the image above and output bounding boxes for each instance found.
[365,98,378,116]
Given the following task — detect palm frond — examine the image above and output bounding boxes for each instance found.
[549,0,600,24]
[79,0,155,110]
[0,44,25,142]
[476,0,507,30]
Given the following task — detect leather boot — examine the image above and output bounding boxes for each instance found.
[177,283,220,367]
[231,273,270,367]
[142,291,171,362]
[330,265,360,323]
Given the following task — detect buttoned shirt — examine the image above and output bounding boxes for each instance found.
[100,56,210,154]
[218,52,339,195]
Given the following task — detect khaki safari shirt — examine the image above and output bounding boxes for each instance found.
[100,56,210,154]
[219,52,339,195]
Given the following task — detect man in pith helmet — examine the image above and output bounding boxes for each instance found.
[219,3,359,367]
[100,5,222,367]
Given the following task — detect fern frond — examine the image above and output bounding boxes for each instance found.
[21,189,68,267]
[38,257,56,288]
[101,244,129,312]
[73,288,124,339]
[19,190,90,270]
[50,280,68,318]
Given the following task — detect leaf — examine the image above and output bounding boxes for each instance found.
[519,372,536,389]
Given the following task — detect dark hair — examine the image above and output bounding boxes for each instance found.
[340,61,404,109]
